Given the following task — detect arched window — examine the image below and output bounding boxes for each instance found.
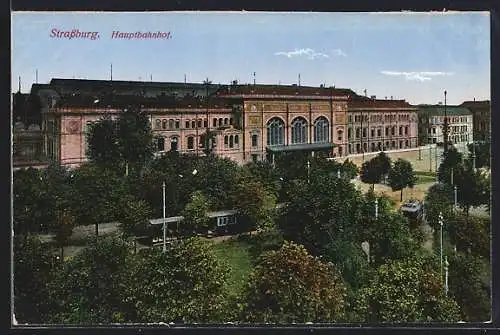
[229,135,234,148]
[234,135,239,146]
[191,120,196,128]
[291,117,308,144]
[155,119,161,129]
[162,119,167,130]
[168,119,174,129]
[337,130,343,142]
[267,117,285,146]
[224,118,229,125]
[224,135,229,148]
[218,118,223,127]
[314,117,329,143]
[212,118,217,127]
[185,120,190,128]
[187,136,194,150]
[405,126,409,135]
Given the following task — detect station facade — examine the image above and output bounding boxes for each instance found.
[25,78,420,167]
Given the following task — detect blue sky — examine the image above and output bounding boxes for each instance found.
[12,12,490,105]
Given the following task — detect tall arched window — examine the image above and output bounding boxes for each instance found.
[168,119,175,129]
[314,117,329,143]
[155,119,161,129]
[267,117,285,146]
[291,117,308,144]
[162,119,167,130]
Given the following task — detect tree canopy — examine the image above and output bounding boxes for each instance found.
[242,241,347,323]
[388,158,417,201]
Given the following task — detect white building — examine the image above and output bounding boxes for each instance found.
[419,105,473,146]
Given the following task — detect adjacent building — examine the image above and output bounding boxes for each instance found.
[18,78,421,168]
[417,105,473,146]
[459,100,491,142]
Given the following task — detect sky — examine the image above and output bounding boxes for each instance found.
[12,11,490,105]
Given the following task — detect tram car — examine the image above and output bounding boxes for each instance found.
[400,200,425,226]
[145,209,248,247]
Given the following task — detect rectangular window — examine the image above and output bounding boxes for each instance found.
[187,137,194,150]
[204,120,208,128]
[377,129,381,137]
[370,129,375,137]
[185,121,190,128]
[251,134,258,147]
[362,128,367,138]
[212,118,217,127]
[175,120,180,129]
[197,120,202,128]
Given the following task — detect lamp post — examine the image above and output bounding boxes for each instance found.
[307,160,311,183]
[337,169,341,179]
[472,141,476,171]
[429,145,432,172]
[444,256,449,296]
[451,167,454,185]
[439,211,444,279]
[375,198,379,219]
[162,181,166,252]
[454,185,458,210]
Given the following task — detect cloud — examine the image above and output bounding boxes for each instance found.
[274,48,329,60]
[381,71,455,82]
[331,48,347,57]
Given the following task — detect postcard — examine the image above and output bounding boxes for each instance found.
[11,11,491,326]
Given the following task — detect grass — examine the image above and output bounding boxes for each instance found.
[211,238,254,297]
[414,171,437,177]
[415,174,436,185]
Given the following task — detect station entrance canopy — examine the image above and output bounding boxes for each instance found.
[266,142,336,153]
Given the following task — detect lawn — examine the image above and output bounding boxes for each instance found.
[211,238,255,297]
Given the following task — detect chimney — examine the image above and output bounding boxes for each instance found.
[385,96,388,100]
[390,96,393,100]
[473,97,476,102]
[370,95,376,100]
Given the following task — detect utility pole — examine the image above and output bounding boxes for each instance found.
[439,212,444,280]
[443,90,448,153]
[163,181,166,252]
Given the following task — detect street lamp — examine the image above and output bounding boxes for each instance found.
[439,211,444,279]
[337,169,341,179]
[444,256,449,296]
[454,185,458,210]
[307,160,311,183]
[375,198,379,219]
[444,90,448,154]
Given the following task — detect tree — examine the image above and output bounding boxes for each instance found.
[119,196,153,253]
[466,141,490,169]
[14,235,58,323]
[355,257,461,322]
[447,213,490,258]
[242,241,346,323]
[341,159,359,180]
[278,172,364,255]
[375,152,392,182]
[232,171,277,233]
[438,146,464,185]
[360,158,382,191]
[455,167,490,221]
[117,107,154,176]
[46,236,136,323]
[126,237,229,323]
[86,116,122,172]
[70,163,129,235]
[388,158,417,202]
[87,108,155,176]
[13,168,45,236]
[54,209,75,259]
[424,183,455,231]
[181,190,211,235]
[448,252,491,321]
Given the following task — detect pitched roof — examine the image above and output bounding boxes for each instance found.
[216,84,356,97]
[347,98,415,109]
[50,78,221,90]
[416,105,472,116]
